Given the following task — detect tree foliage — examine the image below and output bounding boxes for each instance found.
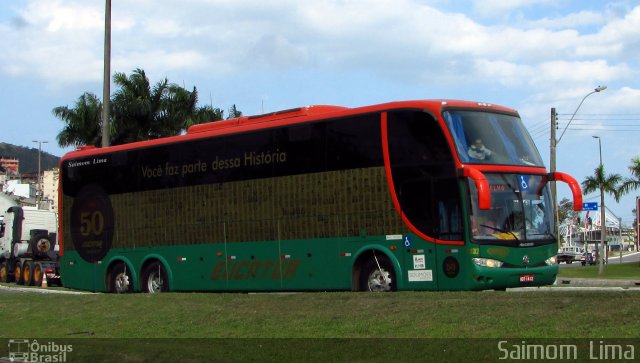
[53,68,232,147]
[581,165,622,202]
[226,104,243,119]
[52,92,103,148]
[619,156,640,196]
[557,198,579,225]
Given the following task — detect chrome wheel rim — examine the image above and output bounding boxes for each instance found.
[367,268,392,292]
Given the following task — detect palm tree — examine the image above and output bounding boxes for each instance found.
[581,165,622,274]
[52,92,103,148]
[186,105,224,129]
[110,68,220,145]
[53,68,236,147]
[619,157,640,195]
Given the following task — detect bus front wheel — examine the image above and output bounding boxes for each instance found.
[141,262,169,293]
[109,263,133,293]
[360,255,396,292]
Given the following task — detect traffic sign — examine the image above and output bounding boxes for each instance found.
[582,202,598,211]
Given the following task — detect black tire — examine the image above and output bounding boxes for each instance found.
[359,254,396,292]
[0,262,8,283]
[141,262,169,293]
[14,261,23,285]
[33,263,43,287]
[109,262,134,293]
[22,261,35,286]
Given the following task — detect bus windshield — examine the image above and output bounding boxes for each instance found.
[468,174,555,245]
[443,110,544,166]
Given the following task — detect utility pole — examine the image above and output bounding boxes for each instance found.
[593,135,606,275]
[101,0,111,147]
[550,108,557,232]
[32,140,48,208]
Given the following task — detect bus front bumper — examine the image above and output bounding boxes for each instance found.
[469,264,558,290]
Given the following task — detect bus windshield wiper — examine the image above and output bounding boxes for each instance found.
[480,224,520,241]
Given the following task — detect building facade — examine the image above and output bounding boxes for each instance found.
[41,168,59,211]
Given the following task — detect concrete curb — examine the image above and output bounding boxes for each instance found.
[0,285,95,294]
[554,277,640,287]
[508,285,640,292]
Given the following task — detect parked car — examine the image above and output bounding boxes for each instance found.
[580,252,595,266]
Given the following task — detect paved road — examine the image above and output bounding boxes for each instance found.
[608,251,640,264]
[558,251,640,268]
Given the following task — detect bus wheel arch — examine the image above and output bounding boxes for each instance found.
[140,258,171,293]
[106,259,136,293]
[352,249,398,292]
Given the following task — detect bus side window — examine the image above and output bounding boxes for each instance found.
[326,114,382,171]
[387,110,461,240]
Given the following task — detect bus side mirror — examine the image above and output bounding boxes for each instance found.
[539,172,583,211]
[458,167,490,210]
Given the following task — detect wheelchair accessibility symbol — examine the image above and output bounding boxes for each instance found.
[404,236,412,248]
[519,175,529,191]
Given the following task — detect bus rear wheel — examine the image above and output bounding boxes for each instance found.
[360,254,396,292]
[109,263,133,293]
[142,262,169,293]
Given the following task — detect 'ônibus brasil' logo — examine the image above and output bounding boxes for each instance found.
[70,185,114,262]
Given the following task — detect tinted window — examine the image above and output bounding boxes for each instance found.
[387,110,461,240]
[326,114,383,170]
[63,114,383,197]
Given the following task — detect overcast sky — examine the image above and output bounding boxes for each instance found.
[1,0,639,224]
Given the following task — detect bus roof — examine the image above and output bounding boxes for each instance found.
[61,99,517,161]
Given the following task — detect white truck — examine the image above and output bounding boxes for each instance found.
[0,206,61,286]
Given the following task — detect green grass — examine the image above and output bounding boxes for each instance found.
[1,291,639,339]
[557,261,640,279]
[2,290,639,361]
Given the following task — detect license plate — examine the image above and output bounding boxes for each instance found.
[519,274,535,282]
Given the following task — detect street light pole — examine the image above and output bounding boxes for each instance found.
[550,86,606,246]
[619,217,623,264]
[557,86,607,144]
[592,135,606,275]
[32,140,48,208]
[550,108,557,227]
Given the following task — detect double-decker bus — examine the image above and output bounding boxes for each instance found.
[59,100,582,293]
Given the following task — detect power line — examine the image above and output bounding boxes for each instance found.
[568,123,640,126]
[528,122,549,133]
[565,128,640,132]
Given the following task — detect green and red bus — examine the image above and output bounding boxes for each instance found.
[58,100,582,293]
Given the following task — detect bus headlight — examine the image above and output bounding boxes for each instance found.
[545,256,557,265]
[472,258,503,268]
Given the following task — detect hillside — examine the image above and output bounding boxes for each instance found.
[0,142,60,174]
